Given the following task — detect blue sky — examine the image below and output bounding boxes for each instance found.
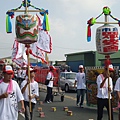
[0,0,120,61]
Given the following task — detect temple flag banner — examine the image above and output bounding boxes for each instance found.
[12,40,47,66]
[37,30,52,53]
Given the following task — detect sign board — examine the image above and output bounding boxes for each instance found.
[85,66,119,107]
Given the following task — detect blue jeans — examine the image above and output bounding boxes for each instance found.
[76,89,86,105]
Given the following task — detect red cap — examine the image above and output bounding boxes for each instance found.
[105,64,114,71]
[108,64,114,71]
[3,65,14,74]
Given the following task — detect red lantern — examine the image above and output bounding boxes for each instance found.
[96,24,119,55]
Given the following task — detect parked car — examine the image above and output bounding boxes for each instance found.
[59,72,77,92]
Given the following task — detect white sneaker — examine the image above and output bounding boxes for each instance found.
[49,100,52,103]
[76,103,79,106]
[46,101,50,103]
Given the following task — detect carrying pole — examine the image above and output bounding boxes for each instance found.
[106,55,112,120]
[104,14,112,120]
[26,45,32,112]
[25,0,32,113]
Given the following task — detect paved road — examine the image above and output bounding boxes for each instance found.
[18,90,119,120]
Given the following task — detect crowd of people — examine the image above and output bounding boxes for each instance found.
[0,64,120,120]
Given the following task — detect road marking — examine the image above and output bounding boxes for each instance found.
[65,95,76,101]
[65,95,86,103]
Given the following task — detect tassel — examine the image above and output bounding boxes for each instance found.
[87,25,91,42]
[45,14,50,31]
[6,14,12,33]
[104,55,111,68]
[104,59,111,68]
[42,14,46,30]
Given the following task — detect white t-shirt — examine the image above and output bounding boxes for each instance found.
[75,72,86,89]
[21,79,39,104]
[114,78,120,92]
[96,74,113,99]
[47,72,54,88]
[0,80,24,120]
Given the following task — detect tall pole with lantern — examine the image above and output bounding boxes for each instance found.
[6,0,50,112]
[87,7,119,120]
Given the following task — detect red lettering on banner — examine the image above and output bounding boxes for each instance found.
[102,32,118,40]
[101,31,118,53]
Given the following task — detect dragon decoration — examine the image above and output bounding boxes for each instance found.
[6,0,52,67]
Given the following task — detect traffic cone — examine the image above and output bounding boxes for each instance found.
[67,111,73,116]
[39,112,45,118]
[63,107,68,112]
[51,107,56,112]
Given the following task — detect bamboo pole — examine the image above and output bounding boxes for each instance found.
[104,15,112,120]
[95,22,118,24]
[107,65,112,120]
[27,46,32,112]
[25,0,28,14]
[25,0,32,113]
[8,10,44,12]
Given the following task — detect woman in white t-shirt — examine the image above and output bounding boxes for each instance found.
[45,66,56,103]
[21,67,39,120]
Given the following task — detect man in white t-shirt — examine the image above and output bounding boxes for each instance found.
[114,77,120,101]
[45,66,56,103]
[74,65,86,108]
[114,77,120,119]
[21,67,39,120]
[0,65,25,120]
[96,64,114,120]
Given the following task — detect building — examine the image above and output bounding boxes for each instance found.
[65,50,120,72]
[0,56,39,67]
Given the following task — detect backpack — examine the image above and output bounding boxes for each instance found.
[45,79,49,85]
